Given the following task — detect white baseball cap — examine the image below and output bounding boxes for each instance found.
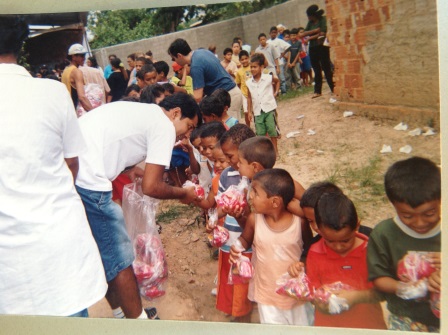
[68,43,87,55]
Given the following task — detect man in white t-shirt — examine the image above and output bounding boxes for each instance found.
[0,15,107,317]
[75,92,201,319]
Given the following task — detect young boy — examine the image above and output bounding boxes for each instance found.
[199,95,238,129]
[231,41,242,68]
[285,28,303,90]
[209,89,239,128]
[298,27,313,87]
[199,121,227,164]
[216,124,256,322]
[136,64,157,89]
[230,169,313,326]
[220,47,238,79]
[235,50,252,127]
[154,60,187,94]
[170,62,193,95]
[290,192,387,329]
[255,33,280,75]
[246,53,280,155]
[367,157,441,332]
[187,127,212,195]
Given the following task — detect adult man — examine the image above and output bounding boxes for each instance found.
[168,38,243,120]
[0,15,107,316]
[255,33,280,76]
[61,43,93,111]
[75,92,201,319]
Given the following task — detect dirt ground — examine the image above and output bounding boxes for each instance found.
[89,86,441,322]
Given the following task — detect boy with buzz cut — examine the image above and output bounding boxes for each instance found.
[235,50,252,127]
[220,47,238,79]
[246,53,280,155]
[367,156,441,332]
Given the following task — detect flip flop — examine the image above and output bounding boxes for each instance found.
[311,93,322,99]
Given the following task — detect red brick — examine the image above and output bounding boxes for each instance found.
[333,46,348,59]
[381,5,391,21]
[363,9,381,26]
[345,16,353,29]
[354,28,367,45]
[345,74,362,89]
[347,59,362,73]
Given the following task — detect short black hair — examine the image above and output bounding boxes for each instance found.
[253,169,295,208]
[270,26,277,33]
[139,84,165,104]
[239,50,249,59]
[154,61,169,77]
[223,47,233,56]
[300,182,343,208]
[125,84,141,96]
[0,15,29,57]
[120,96,140,102]
[199,95,225,118]
[251,53,265,66]
[127,53,136,61]
[385,156,441,208]
[161,82,175,95]
[239,137,276,169]
[315,192,358,231]
[190,126,202,142]
[220,124,255,147]
[136,64,156,79]
[211,88,231,108]
[199,121,226,140]
[306,5,325,19]
[110,58,122,69]
[168,38,192,57]
[136,56,153,65]
[290,28,299,35]
[284,29,291,35]
[258,33,267,39]
[158,92,201,123]
[88,56,99,68]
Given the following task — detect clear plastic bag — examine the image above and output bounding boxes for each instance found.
[215,177,249,210]
[182,180,205,200]
[275,272,313,301]
[314,282,353,314]
[76,83,104,117]
[122,181,167,300]
[228,255,254,285]
[208,225,230,248]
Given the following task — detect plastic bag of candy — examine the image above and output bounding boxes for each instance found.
[275,272,313,301]
[314,282,353,314]
[76,83,104,117]
[228,255,254,285]
[122,181,167,300]
[183,180,205,200]
[397,251,436,282]
[215,177,249,210]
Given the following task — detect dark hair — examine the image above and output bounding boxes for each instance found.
[232,41,241,47]
[284,29,291,35]
[239,137,276,169]
[168,38,192,57]
[199,121,226,140]
[154,61,169,77]
[270,26,277,33]
[199,95,225,118]
[290,28,299,35]
[125,84,141,96]
[0,15,29,56]
[190,126,203,142]
[110,58,122,69]
[120,96,140,102]
[253,169,295,207]
[233,37,242,44]
[250,53,265,66]
[385,157,441,208]
[239,50,249,59]
[300,181,343,208]
[108,54,117,59]
[220,124,255,147]
[136,64,156,79]
[223,47,233,56]
[145,50,153,57]
[306,4,325,18]
[127,53,136,61]
[258,33,267,40]
[140,84,165,104]
[298,27,305,31]
[158,92,201,122]
[315,192,358,231]
[161,82,175,95]
[211,88,231,108]
[136,56,153,65]
[88,56,99,68]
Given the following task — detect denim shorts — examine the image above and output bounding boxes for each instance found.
[76,186,134,282]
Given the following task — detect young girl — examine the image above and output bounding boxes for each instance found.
[230,168,313,326]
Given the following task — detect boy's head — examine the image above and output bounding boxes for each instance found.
[300,181,343,233]
[189,126,203,152]
[290,28,299,42]
[223,47,233,61]
[251,168,295,213]
[199,95,225,123]
[232,41,241,55]
[199,121,226,160]
[220,124,255,170]
[139,84,165,104]
[250,53,265,77]
[239,50,250,67]
[238,136,275,180]
[212,141,230,174]
[154,61,169,82]
[0,16,29,57]
[258,33,267,46]
[135,56,152,72]
[136,64,157,88]
[161,82,174,96]
[110,58,122,70]
[315,192,360,256]
[125,84,141,98]
[269,26,278,40]
[283,29,291,42]
[211,88,231,112]
[385,157,441,234]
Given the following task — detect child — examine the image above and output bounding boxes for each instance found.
[187,127,212,195]
[235,50,252,127]
[246,53,280,155]
[200,95,238,129]
[290,192,387,329]
[211,88,239,128]
[230,169,313,326]
[255,33,280,75]
[285,28,303,90]
[220,47,238,79]
[154,61,187,94]
[199,121,227,164]
[298,27,313,86]
[216,124,256,322]
[231,41,242,68]
[136,64,157,89]
[367,157,441,332]
[170,62,193,95]
[124,84,141,98]
[139,84,165,104]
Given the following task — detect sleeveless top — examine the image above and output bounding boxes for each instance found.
[253,213,303,309]
[61,65,79,108]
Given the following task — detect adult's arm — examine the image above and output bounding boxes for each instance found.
[193,88,204,103]
[65,157,79,181]
[73,69,93,111]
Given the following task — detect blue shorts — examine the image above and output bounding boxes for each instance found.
[300,55,312,72]
[76,186,134,282]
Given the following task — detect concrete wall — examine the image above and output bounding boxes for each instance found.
[93,0,324,77]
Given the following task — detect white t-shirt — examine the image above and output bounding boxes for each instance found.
[267,37,291,65]
[76,101,176,191]
[0,64,107,315]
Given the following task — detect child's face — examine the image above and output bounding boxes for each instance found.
[240,55,250,68]
[249,180,270,214]
[232,43,241,55]
[127,57,135,69]
[144,71,157,86]
[283,34,290,42]
[221,140,239,170]
[319,225,358,257]
[250,62,263,77]
[156,72,164,82]
[212,147,230,174]
[303,207,319,234]
[270,30,278,40]
[202,114,218,124]
[224,52,233,62]
[259,36,267,47]
[393,200,441,234]
[237,152,256,180]
[191,137,201,151]
[290,33,298,42]
[135,61,144,72]
[127,89,140,98]
[137,78,145,89]
[200,136,219,160]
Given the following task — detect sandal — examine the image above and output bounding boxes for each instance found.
[311,93,322,99]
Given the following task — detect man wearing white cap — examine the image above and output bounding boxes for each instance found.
[61,43,93,111]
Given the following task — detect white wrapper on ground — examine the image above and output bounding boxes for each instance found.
[423,128,436,136]
[307,129,316,135]
[399,145,413,154]
[394,122,408,131]
[380,144,392,154]
[408,128,422,136]
[286,131,301,138]
[343,111,354,117]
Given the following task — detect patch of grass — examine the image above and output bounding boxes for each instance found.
[278,85,314,101]
[156,204,187,224]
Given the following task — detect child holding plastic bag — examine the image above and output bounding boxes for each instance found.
[230,169,313,326]
[289,192,386,329]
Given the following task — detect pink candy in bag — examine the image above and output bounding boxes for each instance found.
[215,177,249,210]
[208,225,230,248]
[397,251,436,282]
[275,272,313,301]
[228,255,254,285]
[314,282,354,314]
[183,180,205,200]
